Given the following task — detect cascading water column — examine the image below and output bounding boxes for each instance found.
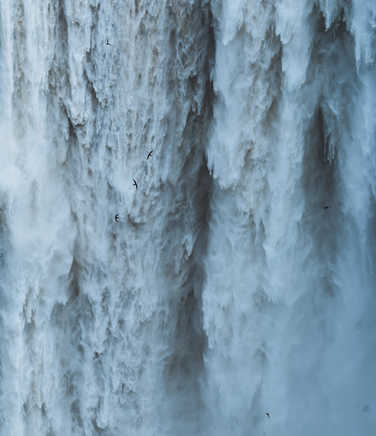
[323,1,376,434]
[0,1,212,435]
[202,1,376,435]
[203,1,284,433]
[0,1,76,434]
[1,0,376,435]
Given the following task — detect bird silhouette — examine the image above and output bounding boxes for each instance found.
[114,214,120,223]
[133,179,138,189]
[265,412,270,418]
[105,39,111,46]
[147,150,153,160]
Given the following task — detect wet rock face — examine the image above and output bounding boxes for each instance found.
[0,1,376,435]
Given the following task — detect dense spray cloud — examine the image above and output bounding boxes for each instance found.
[0,1,375,435]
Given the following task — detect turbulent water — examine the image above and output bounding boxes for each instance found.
[0,0,375,435]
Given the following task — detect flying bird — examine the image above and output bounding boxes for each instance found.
[133,179,138,189]
[147,150,153,160]
[114,214,120,223]
[105,39,111,46]
[265,412,271,418]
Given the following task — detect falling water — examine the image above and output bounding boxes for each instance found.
[0,1,375,435]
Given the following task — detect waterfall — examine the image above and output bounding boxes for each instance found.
[0,1,375,435]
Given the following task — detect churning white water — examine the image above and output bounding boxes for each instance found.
[0,1,375,435]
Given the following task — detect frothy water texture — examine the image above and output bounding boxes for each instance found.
[0,1,375,435]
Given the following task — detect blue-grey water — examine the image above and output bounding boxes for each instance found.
[0,1,375,435]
